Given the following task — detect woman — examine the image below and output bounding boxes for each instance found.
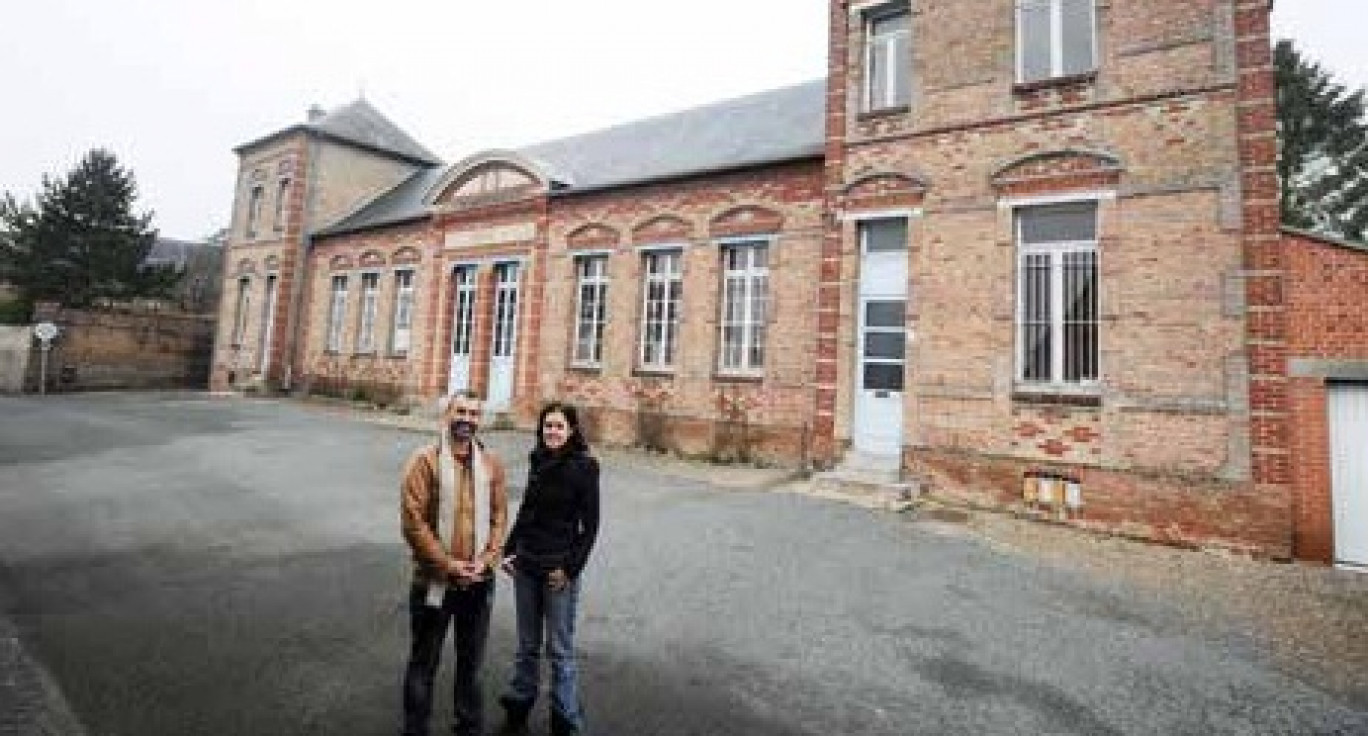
[498,402,600,736]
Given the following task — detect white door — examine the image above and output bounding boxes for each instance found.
[257,274,278,376]
[852,218,909,457]
[1329,383,1368,568]
[486,262,521,413]
[447,265,477,394]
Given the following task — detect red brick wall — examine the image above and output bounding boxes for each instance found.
[540,162,826,464]
[824,0,1288,556]
[30,304,214,391]
[299,221,437,404]
[1284,230,1368,561]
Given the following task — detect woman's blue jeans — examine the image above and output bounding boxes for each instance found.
[504,567,585,729]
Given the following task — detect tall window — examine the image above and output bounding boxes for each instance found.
[230,277,251,346]
[326,275,348,353]
[573,255,609,367]
[451,266,477,359]
[492,263,521,359]
[1017,0,1096,83]
[865,6,911,111]
[390,269,415,355]
[356,272,380,353]
[246,185,264,238]
[1016,201,1099,386]
[718,241,769,373]
[273,178,290,232]
[639,250,683,370]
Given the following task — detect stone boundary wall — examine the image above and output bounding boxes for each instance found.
[25,304,215,392]
[0,326,33,393]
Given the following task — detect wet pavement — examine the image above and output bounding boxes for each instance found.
[0,392,1364,735]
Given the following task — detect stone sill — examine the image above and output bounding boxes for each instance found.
[857,104,911,122]
[1011,390,1102,408]
[1012,70,1098,95]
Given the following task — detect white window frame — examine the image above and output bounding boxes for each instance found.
[356,271,380,354]
[572,254,610,368]
[273,178,290,233]
[717,238,770,374]
[864,5,912,111]
[451,264,478,359]
[638,248,684,371]
[1014,201,1100,389]
[1016,0,1098,84]
[246,185,264,238]
[491,262,521,360]
[230,277,251,347]
[326,274,348,353]
[390,268,415,355]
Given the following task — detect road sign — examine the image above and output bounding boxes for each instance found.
[34,321,59,342]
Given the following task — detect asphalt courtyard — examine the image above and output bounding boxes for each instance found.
[0,392,1365,735]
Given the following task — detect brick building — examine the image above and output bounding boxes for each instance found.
[210,0,1368,566]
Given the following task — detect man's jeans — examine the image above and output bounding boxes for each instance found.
[504,568,585,730]
[401,580,493,736]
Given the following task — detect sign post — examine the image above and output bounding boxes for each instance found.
[33,321,59,396]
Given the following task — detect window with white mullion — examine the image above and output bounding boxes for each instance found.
[639,250,682,370]
[865,7,911,111]
[573,255,609,367]
[356,272,380,354]
[326,274,348,353]
[719,242,769,373]
[1017,0,1096,83]
[390,269,415,355]
[1016,201,1099,387]
[452,266,477,357]
[492,263,520,359]
[231,277,251,347]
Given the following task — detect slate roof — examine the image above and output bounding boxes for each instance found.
[314,79,827,238]
[144,237,216,270]
[524,78,826,192]
[236,99,442,167]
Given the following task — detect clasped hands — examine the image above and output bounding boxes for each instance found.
[446,558,491,586]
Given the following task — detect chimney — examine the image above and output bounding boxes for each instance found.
[307,104,326,123]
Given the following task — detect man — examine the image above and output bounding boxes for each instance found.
[399,391,509,736]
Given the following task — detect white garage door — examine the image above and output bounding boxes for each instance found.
[1329,383,1368,568]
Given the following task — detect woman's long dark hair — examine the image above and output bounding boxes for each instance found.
[534,401,590,454]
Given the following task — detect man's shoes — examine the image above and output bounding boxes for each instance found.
[495,695,532,735]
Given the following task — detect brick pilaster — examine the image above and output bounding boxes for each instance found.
[814,0,852,467]
[1234,1,1289,499]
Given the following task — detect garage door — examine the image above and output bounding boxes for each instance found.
[1329,383,1368,568]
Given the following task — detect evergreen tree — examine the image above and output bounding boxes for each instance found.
[1276,39,1368,241]
[0,149,179,312]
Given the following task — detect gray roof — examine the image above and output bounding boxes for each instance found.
[237,99,442,167]
[318,167,447,237]
[524,78,826,192]
[144,237,216,270]
[307,99,442,166]
[314,80,827,238]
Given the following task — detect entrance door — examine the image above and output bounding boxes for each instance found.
[486,262,521,413]
[1329,383,1368,568]
[447,265,477,394]
[257,274,278,376]
[852,218,909,457]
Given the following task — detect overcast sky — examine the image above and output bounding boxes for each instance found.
[0,1,1360,241]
